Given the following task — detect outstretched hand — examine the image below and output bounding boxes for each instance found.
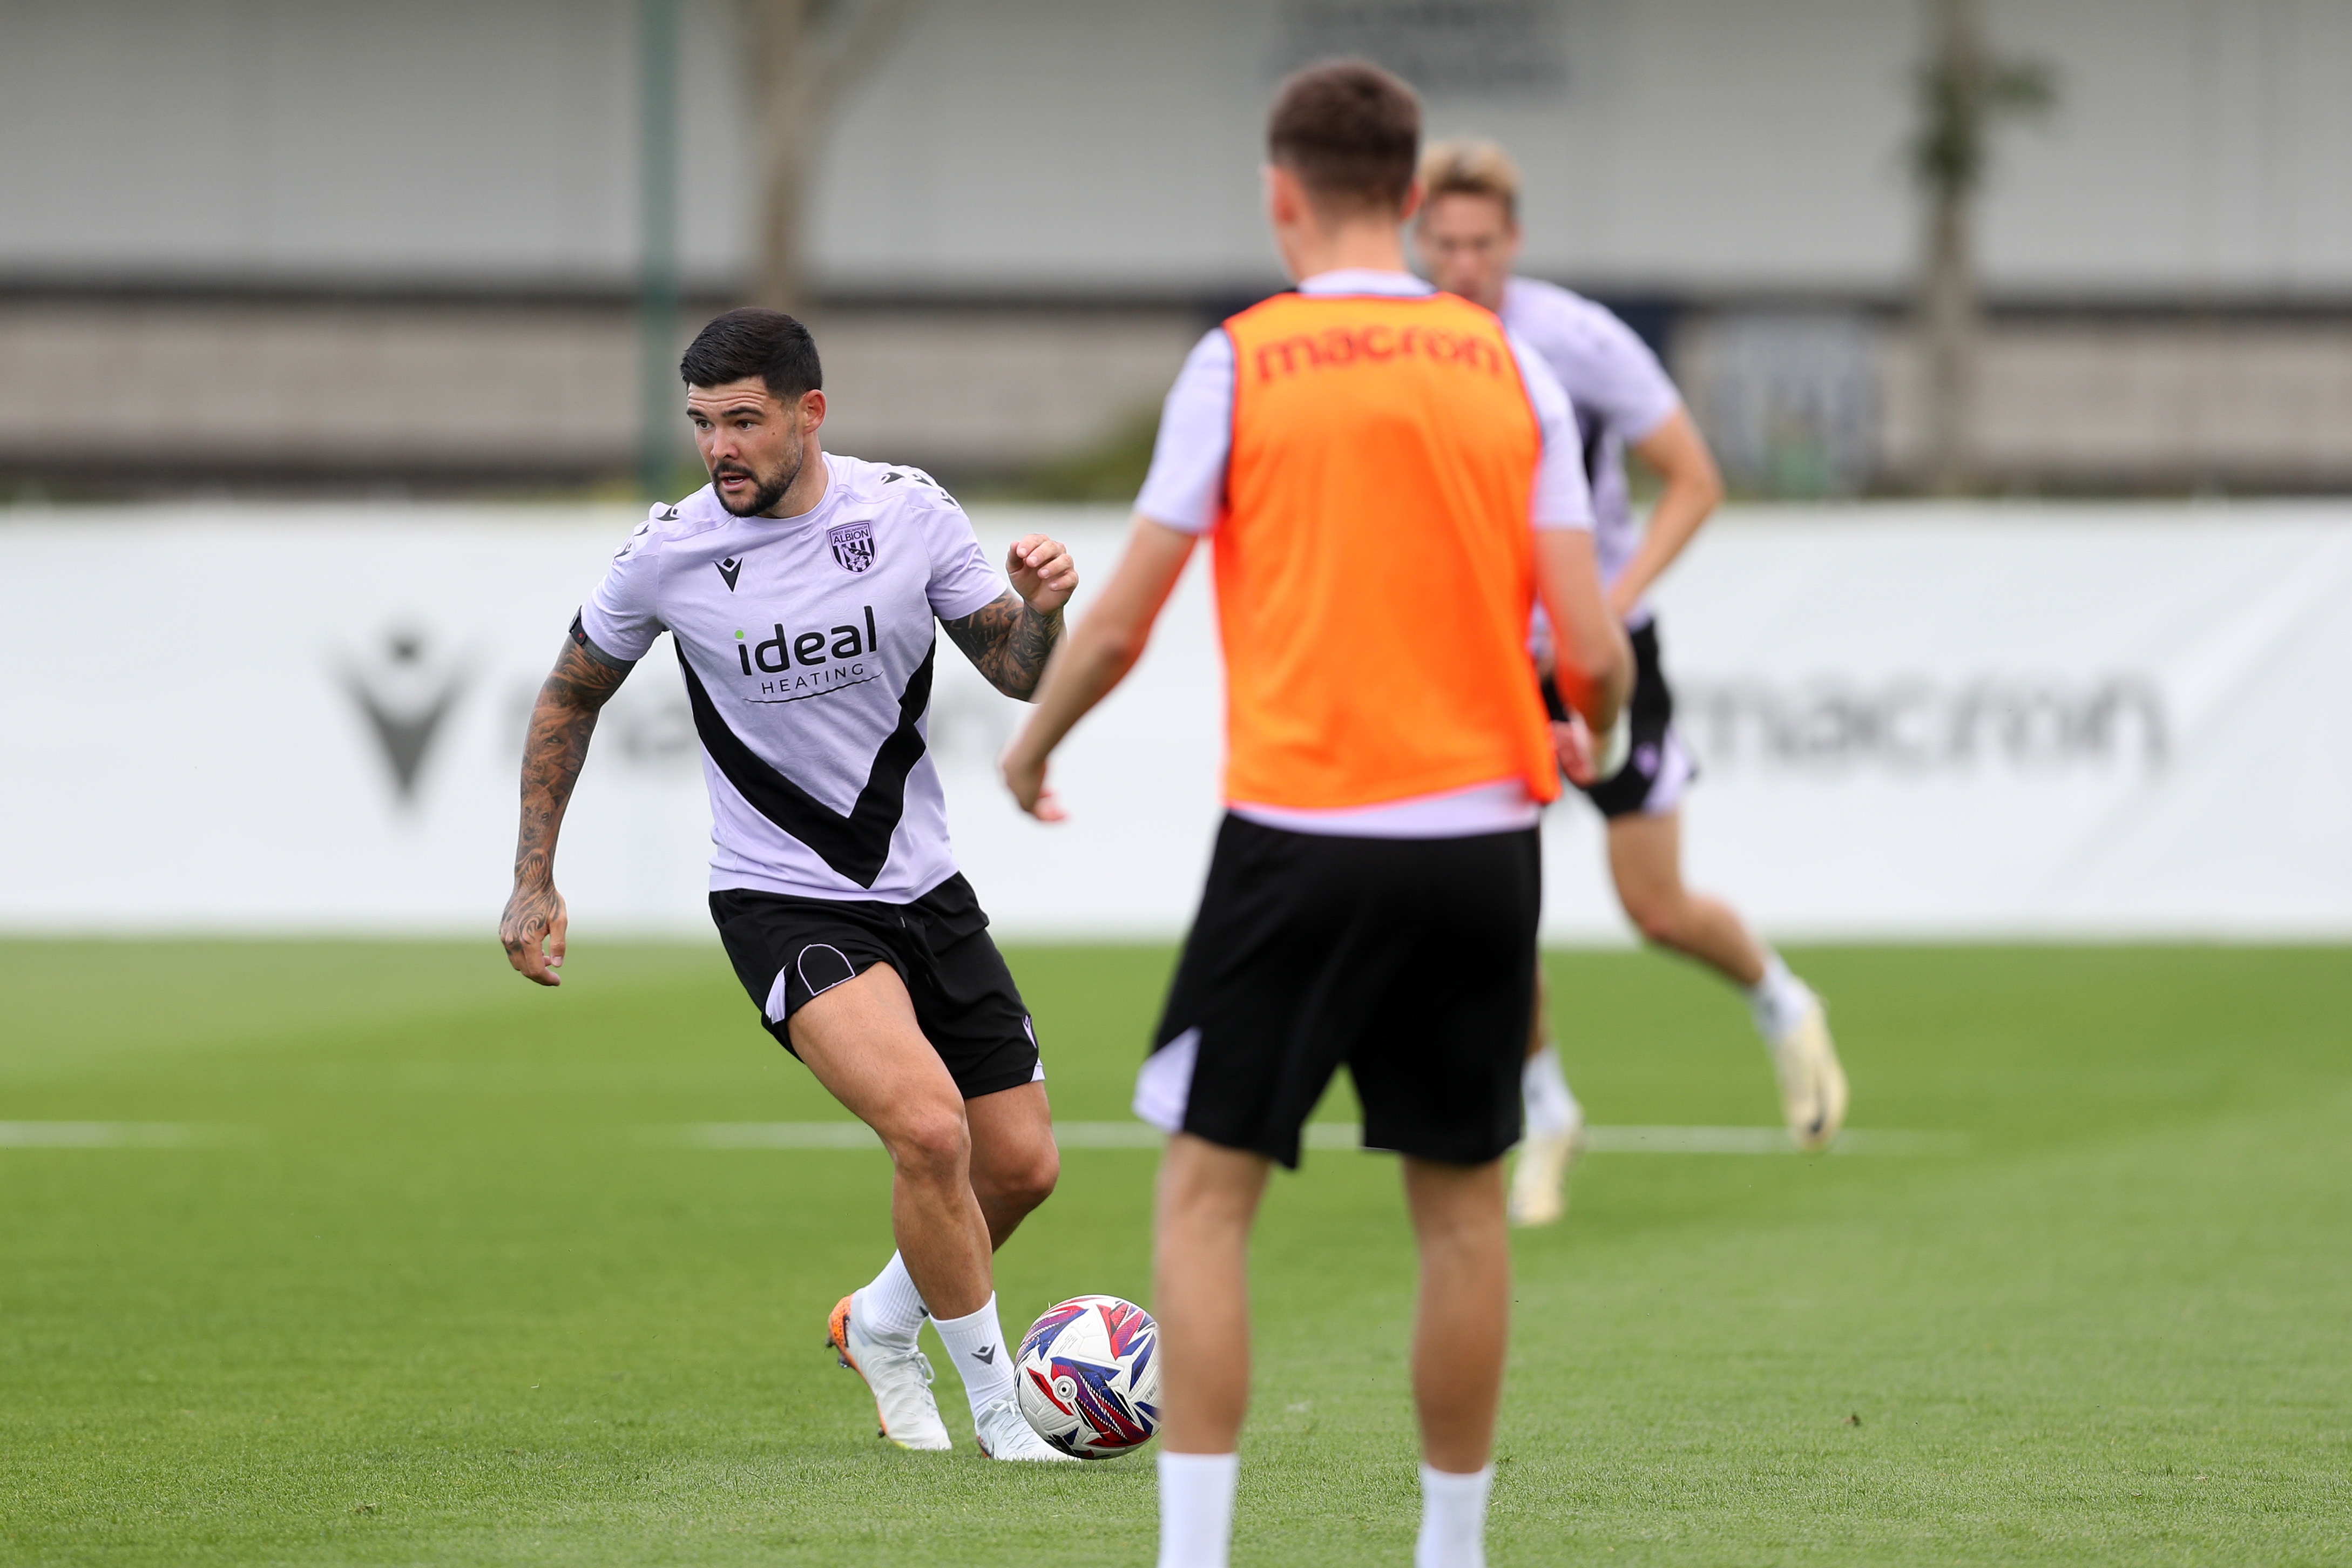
[1001,739,1065,823]
[501,881,570,985]
[1005,534,1078,615]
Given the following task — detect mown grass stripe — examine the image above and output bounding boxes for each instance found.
[0,1121,209,1148]
[671,1121,1968,1154]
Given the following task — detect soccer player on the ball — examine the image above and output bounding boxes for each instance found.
[1001,60,1630,1568]
[1412,140,1850,1224]
[499,308,1079,1462]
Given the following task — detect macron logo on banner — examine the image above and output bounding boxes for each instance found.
[337,628,469,806]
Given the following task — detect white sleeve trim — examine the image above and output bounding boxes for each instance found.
[1133,330,1235,535]
[1622,393,1684,449]
[917,491,1016,621]
[931,576,1010,622]
[578,519,668,660]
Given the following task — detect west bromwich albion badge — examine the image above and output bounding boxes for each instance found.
[827,520,876,575]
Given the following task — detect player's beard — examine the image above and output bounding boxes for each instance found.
[710,442,804,518]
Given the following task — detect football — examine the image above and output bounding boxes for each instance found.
[1014,1295,1162,1458]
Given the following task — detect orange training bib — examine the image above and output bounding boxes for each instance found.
[1214,289,1560,812]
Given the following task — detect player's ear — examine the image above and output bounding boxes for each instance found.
[796,388,827,436]
[1397,175,1424,226]
[1264,163,1301,227]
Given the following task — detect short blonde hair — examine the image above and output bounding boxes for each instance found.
[1417,139,1521,222]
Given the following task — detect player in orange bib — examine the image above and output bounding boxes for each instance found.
[1001,60,1630,1568]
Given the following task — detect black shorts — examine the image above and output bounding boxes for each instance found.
[1142,815,1540,1170]
[709,874,1040,1101]
[1546,618,1697,819]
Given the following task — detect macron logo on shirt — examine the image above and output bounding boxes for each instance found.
[1253,323,1508,384]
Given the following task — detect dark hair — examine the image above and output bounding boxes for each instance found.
[1267,59,1421,217]
[678,307,823,399]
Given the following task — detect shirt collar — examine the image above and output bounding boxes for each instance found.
[1296,268,1437,298]
[772,454,839,524]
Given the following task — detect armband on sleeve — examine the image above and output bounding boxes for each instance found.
[569,611,637,671]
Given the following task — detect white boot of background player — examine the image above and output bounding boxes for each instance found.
[1749,954,1849,1151]
[1508,1040,1586,1228]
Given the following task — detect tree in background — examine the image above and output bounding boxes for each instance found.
[750,0,923,313]
[1910,0,2052,494]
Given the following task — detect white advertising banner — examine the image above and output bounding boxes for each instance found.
[2,502,2347,941]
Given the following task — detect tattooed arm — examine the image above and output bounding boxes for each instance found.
[942,592,1064,700]
[940,532,1079,700]
[499,631,634,985]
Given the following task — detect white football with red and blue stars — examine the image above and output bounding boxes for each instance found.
[1014,1294,1161,1458]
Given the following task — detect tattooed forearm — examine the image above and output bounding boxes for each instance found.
[942,590,1065,701]
[499,630,631,979]
[510,638,632,890]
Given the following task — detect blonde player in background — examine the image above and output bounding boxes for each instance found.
[1414,139,1849,1226]
[1004,61,1628,1568]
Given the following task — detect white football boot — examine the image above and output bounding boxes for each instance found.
[1507,1098,1589,1228]
[1768,993,1850,1152]
[828,1292,952,1451]
[972,1394,1081,1462]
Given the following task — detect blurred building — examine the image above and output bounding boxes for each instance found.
[4,0,2349,496]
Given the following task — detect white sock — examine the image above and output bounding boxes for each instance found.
[1415,1462,1495,1568]
[1157,1450,1240,1568]
[1520,1044,1581,1139]
[855,1252,926,1347]
[1746,951,1814,1043]
[931,1294,1017,1419]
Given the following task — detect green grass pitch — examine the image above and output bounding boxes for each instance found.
[2,940,2346,1565]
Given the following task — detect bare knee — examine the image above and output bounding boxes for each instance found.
[978,1139,1060,1214]
[1623,885,1687,949]
[1403,1160,1508,1265]
[1016,1142,1060,1207]
[887,1107,970,1187]
[1157,1135,1272,1240]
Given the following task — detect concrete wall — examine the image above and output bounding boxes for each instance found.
[7,0,2350,491]
[0,294,1202,491]
[12,289,2348,496]
[6,0,2350,298]
[1678,307,2352,495]
[0,0,753,289]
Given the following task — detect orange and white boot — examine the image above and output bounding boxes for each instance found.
[827,1292,951,1451]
